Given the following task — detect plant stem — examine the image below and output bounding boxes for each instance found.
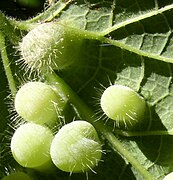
[11,0,73,31]
[102,131,154,180]
[0,12,20,45]
[0,32,17,96]
[100,4,173,36]
[114,129,173,137]
[28,0,73,23]
[45,72,154,180]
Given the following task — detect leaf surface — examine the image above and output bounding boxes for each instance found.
[2,0,173,179]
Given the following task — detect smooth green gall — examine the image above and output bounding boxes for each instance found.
[2,172,31,180]
[11,122,54,168]
[20,22,83,71]
[100,85,146,128]
[14,81,60,124]
[50,120,102,173]
[164,172,173,180]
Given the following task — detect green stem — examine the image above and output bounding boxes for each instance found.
[100,4,173,36]
[0,32,17,96]
[0,12,20,44]
[114,129,173,137]
[28,0,73,23]
[58,24,173,65]
[12,0,73,31]
[103,131,154,180]
[9,21,38,31]
[103,37,173,64]
[45,72,154,180]
[70,27,173,64]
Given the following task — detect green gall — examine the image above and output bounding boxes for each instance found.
[14,81,60,124]
[100,85,146,129]
[20,22,83,72]
[164,172,173,180]
[11,123,54,168]
[50,120,102,173]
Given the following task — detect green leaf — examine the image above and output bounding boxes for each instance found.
[155,84,173,130]
[59,3,114,31]
[2,0,173,179]
[59,1,173,64]
[141,60,172,106]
